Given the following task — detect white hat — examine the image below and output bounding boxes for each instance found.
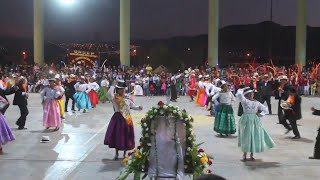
[199,75,203,79]
[243,87,253,95]
[280,75,288,80]
[70,74,76,78]
[54,74,61,79]
[280,100,291,110]
[40,136,50,143]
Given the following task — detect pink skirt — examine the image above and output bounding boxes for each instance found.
[43,99,61,127]
[201,91,208,106]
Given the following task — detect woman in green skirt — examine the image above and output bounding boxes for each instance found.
[236,87,275,161]
[97,76,110,103]
[212,81,236,136]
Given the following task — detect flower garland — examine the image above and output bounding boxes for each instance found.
[117,101,213,180]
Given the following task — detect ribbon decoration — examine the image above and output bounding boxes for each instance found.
[267,66,277,75]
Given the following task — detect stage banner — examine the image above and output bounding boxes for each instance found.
[67,50,99,66]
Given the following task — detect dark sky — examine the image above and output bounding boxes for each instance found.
[1,0,319,41]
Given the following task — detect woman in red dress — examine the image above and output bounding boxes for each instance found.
[186,74,197,101]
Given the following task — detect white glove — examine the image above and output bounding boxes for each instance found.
[22,92,26,96]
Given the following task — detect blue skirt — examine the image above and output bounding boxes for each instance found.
[73,92,92,109]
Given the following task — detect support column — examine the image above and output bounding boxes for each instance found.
[33,0,44,65]
[295,0,307,67]
[120,0,130,66]
[208,0,219,67]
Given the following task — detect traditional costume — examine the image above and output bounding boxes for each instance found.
[40,79,61,129]
[195,76,204,105]
[74,80,92,111]
[212,82,236,135]
[310,109,320,159]
[88,80,100,107]
[236,88,275,154]
[55,78,65,119]
[97,78,110,103]
[104,81,141,151]
[201,76,209,106]
[0,97,15,148]
[186,74,197,101]
[64,74,77,112]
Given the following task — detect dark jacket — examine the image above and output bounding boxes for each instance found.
[64,80,77,97]
[13,84,28,106]
[258,80,274,96]
[275,83,290,100]
[0,87,16,102]
[283,94,302,121]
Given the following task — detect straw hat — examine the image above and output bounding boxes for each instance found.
[116,80,127,89]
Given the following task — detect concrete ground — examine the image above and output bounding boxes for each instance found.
[0,94,320,180]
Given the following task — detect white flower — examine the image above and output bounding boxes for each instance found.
[173,110,177,114]
[180,117,183,120]
[149,115,153,119]
[145,127,149,131]
[145,134,149,137]
[188,137,192,141]
[142,165,145,169]
[160,110,164,115]
[143,123,147,127]
[184,118,188,121]
[178,112,182,117]
[168,104,173,107]
[147,143,152,146]
[183,123,186,126]
[186,152,189,155]
[189,128,192,132]
[128,159,132,164]
[154,109,158,113]
[187,147,191,151]
[163,105,168,109]
[184,165,188,169]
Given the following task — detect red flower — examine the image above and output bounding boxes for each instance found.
[137,145,142,150]
[208,160,212,165]
[208,170,212,173]
[158,101,165,105]
[198,148,204,153]
[128,152,133,156]
[182,109,187,113]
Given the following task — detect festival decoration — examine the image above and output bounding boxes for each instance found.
[117,101,213,180]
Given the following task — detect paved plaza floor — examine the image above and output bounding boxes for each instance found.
[0,94,320,180]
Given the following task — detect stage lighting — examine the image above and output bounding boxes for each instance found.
[61,0,75,4]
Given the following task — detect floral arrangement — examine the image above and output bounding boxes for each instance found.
[117,101,213,180]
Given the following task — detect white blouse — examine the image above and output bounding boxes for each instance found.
[74,83,91,93]
[88,82,99,91]
[212,91,235,105]
[236,88,268,115]
[40,87,61,100]
[108,86,140,112]
[101,80,109,87]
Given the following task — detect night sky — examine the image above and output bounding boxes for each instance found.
[0,0,320,41]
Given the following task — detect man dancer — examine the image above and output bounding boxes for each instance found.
[64,74,77,112]
[205,77,221,111]
[258,74,274,114]
[276,75,290,124]
[310,106,320,159]
[13,77,29,130]
[170,72,182,102]
[281,87,302,139]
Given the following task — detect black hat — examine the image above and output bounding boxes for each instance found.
[116,80,127,89]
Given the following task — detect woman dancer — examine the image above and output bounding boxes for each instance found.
[104,80,142,160]
[88,77,100,108]
[236,87,275,161]
[212,82,236,136]
[0,96,15,153]
[186,73,197,102]
[97,76,110,103]
[40,79,61,131]
[201,76,209,106]
[55,78,65,120]
[195,75,205,105]
[74,77,92,113]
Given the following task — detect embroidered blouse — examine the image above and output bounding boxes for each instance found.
[236,88,268,115]
[40,87,61,100]
[212,91,235,105]
[88,82,100,91]
[74,83,91,93]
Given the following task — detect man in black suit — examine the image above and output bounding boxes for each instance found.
[281,87,302,139]
[258,74,274,114]
[13,77,29,130]
[64,74,77,112]
[276,75,290,124]
[310,107,320,159]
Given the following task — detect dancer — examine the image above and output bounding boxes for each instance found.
[104,80,142,160]
[64,74,77,112]
[280,87,302,139]
[88,77,100,108]
[0,96,15,153]
[55,78,65,120]
[201,76,209,106]
[195,76,204,105]
[13,76,29,130]
[236,87,275,161]
[186,73,197,102]
[276,75,290,124]
[310,106,320,159]
[212,82,236,136]
[258,74,274,114]
[97,76,110,103]
[170,72,182,102]
[40,79,61,131]
[74,77,92,113]
[0,84,17,114]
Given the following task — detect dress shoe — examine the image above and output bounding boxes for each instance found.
[18,127,27,130]
[292,136,301,139]
[309,156,320,160]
